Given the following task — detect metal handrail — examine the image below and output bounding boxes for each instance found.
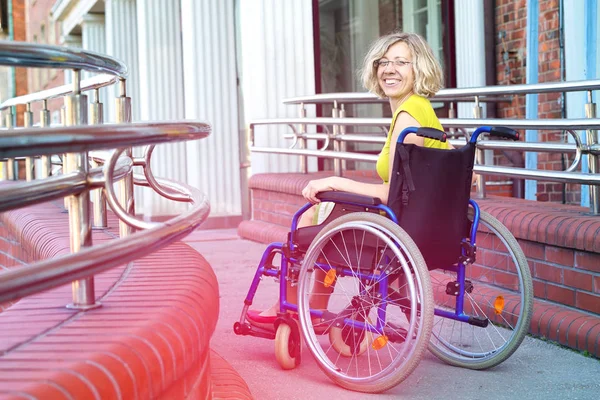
[250,147,600,185]
[0,156,132,212]
[280,133,587,154]
[0,40,215,310]
[0,74,118,110]
[0,121,211,159]
[283,79,600,104]
[0,176,209,304]
[249,117,600,131]
[0,41,128,77]
[0,119,211,304]
[248,116,600,189]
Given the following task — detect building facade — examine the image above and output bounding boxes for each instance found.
[19,0,600,219]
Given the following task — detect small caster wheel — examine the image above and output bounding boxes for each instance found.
[275,321,301,370]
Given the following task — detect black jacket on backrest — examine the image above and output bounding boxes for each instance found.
[388,142,476,270]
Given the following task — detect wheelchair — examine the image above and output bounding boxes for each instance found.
[234,126,534,393]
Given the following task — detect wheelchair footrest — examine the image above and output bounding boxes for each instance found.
[233,321,276,340]
[467,316,489,328]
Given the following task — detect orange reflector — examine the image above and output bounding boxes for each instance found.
[494,295,505,315]
[371,335,388,350]
[324,269,337,288]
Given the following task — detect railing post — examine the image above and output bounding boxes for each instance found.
[332,101,341,176]
[90,88,108,228]
[23,103,34,181]
[448,102,456,137]
[585,90,599,214]
[40,100,51,178]
[340,104,347,171]
[473,96,486,198]
[5,110,16,180]
[61,105,69,209]
[298,103,308,174]
[64,69,99,310]
[115,78,134,237]
[0,111,3,180]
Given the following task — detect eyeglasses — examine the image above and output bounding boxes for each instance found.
[374,59,412,69]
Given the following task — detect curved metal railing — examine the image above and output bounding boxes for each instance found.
[0,123,210,303]
[0,41,213,310]
[0,41,127,76]
[0,74,118,111]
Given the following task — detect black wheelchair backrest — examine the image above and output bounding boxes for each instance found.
[388,142,476,270]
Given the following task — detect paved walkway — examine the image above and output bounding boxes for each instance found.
[184,229,600,400]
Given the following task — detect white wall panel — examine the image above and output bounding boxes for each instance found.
[454,1,491,167]
[105,0,140,123]
[81,14,109,121]
[454,1,486,118]
[136,0,187,216]
[239,0,316,174]
[61,35,82,86]
[181,0,241,216]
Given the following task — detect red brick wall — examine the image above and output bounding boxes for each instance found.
[0,222,28,271]
[244,173,600,316]
[12,0,27,127]
[23,0,65,125]
[495,0,579,204]
[0,222,27,312]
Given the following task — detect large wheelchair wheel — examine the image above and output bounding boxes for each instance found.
[428,210,533,369]
[296,213,434,393]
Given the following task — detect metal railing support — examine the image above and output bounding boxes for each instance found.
[39,100,51,178]
[340,104,347,171]
[23,103,34,181]
[298,103,308,174]
[473,96,486,198]
[61,105,69,209]
[115,78,134,237]
[64,69,99,310]
[585,90,599,214]
[5,111,16,180]
[332,101,341,176]
[89,88,108,228]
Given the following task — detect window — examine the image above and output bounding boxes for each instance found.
[402,0,443,69]
[316,0,454,110]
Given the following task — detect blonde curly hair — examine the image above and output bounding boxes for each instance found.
[360,31,443,98]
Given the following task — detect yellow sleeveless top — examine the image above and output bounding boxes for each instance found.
[376,94,449,183]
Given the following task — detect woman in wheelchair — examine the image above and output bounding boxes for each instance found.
[248,31,453,326]
[236,30,532,394]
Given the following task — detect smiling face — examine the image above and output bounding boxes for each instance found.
[376,41,415,108]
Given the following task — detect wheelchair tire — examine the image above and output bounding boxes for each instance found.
[296,212,434,393]
[428,210,533,369]
[275,321,300,370]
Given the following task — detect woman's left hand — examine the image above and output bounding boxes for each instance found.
[302,177,334,203]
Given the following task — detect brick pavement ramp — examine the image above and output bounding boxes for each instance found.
[185,229,600,400]
[0,200,253,400]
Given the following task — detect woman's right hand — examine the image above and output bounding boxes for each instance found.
[302,177,334,203]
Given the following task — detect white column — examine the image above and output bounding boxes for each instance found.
[81,14,108,121]
[454,0,492,172]
[180,0,241,216]
[137,0,186,217]
[61,34,82,86]
[81,14,106,78]
[239,0,316,175]
[105,0,140,122]
[454,1,486,118]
